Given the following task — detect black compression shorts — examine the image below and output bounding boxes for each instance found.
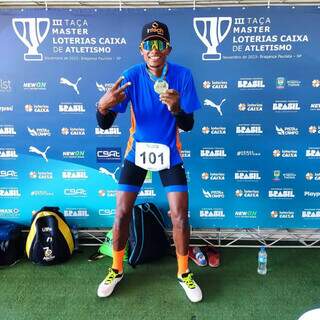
[117,159,188,193]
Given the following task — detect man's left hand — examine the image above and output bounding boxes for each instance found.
[160,89,181,114]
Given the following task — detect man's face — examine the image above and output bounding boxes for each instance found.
[140,39,171,69]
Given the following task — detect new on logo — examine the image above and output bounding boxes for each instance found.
[12,18,50,61]
[193,17,232,61]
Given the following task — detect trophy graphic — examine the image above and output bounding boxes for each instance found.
[12,18,50,61]
[193,17,232,61]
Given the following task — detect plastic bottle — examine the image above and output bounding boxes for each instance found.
[71,224,79,251]
[193,247,207,266]
[257,246,267,275]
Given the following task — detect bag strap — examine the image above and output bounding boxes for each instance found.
[134,204,145,266]
[129,204,144,267]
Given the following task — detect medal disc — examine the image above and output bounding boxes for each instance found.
[154,80,169,94]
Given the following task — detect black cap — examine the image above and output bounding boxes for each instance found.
[141,21,170,43]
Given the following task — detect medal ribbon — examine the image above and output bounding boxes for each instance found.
[146,63,168,82]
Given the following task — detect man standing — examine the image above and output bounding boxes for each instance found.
[96,21,202,303]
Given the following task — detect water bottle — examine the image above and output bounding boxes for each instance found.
[257,246,267,275]
[193,247,207,266]
[71,224,79,251]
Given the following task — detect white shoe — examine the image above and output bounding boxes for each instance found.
[178,271,202,303]
[97,268,123,298]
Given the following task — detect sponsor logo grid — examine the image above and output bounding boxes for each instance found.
[0,8,319,228]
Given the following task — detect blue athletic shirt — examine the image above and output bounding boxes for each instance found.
[111,61,201,167]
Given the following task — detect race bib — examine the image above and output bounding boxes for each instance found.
[135,142,170,171]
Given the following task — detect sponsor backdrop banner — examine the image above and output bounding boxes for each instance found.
[0,7,320,228]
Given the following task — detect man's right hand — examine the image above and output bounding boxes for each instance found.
[98,76,131,115]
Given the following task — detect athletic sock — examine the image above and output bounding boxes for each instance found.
[176,252,189,277]
[112,248,125,274]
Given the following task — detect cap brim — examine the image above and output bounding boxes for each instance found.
[142,35,169,43]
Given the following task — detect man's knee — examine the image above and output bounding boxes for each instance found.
[171,209,189,230]
[114,191,136,226]
[170,200,188,217]
[114,205,132,227]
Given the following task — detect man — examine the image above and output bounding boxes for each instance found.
[96,20,202,303]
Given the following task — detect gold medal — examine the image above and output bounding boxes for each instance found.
[154,80,169,94]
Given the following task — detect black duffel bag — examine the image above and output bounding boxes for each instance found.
[0,221,24,266]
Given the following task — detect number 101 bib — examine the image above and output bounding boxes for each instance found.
[135,142,170,171]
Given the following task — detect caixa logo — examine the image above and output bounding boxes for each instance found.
[96,148,121,163]
[201,172,225,181]
[238,103,263,112]
[270,210,294,219]
[235,189,259,198]
[273,149,298,158]
[305,172,320,181]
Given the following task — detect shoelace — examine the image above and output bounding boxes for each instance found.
[182,273,196,289]
[104,268,117,284]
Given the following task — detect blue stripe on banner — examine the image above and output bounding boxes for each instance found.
[165,185,188,193]
[117,184,141,192]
